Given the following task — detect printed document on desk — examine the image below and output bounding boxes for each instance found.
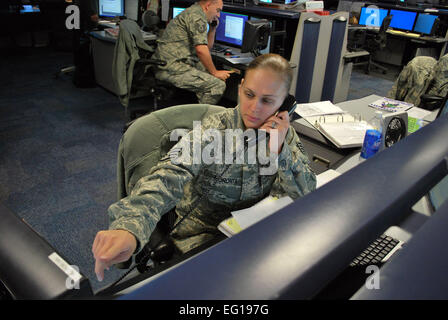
[218,171,342,237]
[295,101,345,118]
[218,196,293,237]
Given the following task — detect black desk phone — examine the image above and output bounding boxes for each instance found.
[278,94,298,117]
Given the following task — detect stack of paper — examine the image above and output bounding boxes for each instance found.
[369,97,414,112]
[218,196,293,237]
[295,101,345,118]
[218,170,343,237]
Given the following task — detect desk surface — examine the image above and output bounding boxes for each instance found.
[171,0,301,19]
[90,29,157,43]
[294,94,439,174]
[349,25,448,43]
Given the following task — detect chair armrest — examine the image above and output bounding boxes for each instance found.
[137,58,167,66]
[420,94,444,111]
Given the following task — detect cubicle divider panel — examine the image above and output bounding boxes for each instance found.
[290,12,348,104]
[322,14,348,102]
[290,13,321,103]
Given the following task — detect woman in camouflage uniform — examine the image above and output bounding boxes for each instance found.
[93,54,317,282]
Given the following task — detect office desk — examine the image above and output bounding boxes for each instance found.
[383,32,448,66]
[293,94,439,175]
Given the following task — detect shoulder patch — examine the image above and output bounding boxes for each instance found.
[196,21,207,34]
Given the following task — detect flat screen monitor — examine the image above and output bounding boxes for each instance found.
[0,204,93,299]
[413,14,438,35]
[215,11,249,47]
[359,7,389,27]
[172,7,185,19]
[99,0,124,18]
[389,9,417,31]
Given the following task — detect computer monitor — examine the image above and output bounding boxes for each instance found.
[241,19,272,55]
[413,13,438,35]
[99,0,124,18]
[172,7,185,19]
[124,0,138,21]
[215,11,249,47]
[359,7,389,27]
[389,9,417,31]
[249,17,272,55]
[0,204,93,299]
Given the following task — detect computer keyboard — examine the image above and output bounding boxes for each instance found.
[388,30,421,38]
[314,234,403,299]
[349,234,403,267]
[213,44,227,53]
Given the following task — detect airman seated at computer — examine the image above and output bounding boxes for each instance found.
[151,0,233,104]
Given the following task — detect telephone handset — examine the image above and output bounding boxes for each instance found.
[277,94,297,117]
[210,19,218,28]
[246,95,298,147]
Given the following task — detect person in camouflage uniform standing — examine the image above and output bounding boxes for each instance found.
[92,54,317,282]
[152,0,232,104]
[387,54,448,107]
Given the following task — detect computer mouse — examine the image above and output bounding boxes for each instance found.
[224,49,233,56]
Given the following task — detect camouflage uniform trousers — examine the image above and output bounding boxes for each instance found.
[155,61,226,105]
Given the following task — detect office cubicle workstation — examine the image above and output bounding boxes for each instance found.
[170,1,352,104]
[170,0,300,58]
[346,1,448,65]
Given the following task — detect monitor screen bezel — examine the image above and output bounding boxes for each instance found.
[99,0,125,18]
[215,11,249,48]
[413,13,438,35]
[359,7,390,28]
[389,9,418,32]
[172,6,186,19]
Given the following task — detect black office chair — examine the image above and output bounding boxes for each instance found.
[114,104,226,273]
[357,15,392,75]
[112,19,197,122]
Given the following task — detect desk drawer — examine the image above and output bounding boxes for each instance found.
[298,134,358,175]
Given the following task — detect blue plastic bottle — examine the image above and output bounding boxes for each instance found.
[360,111,383,160]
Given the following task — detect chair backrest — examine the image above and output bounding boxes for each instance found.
[112,19,155,108]
[379,14,392,34]
[368,14,391,52]
[117,104,226,200]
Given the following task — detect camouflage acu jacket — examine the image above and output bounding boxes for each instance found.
[108,106,317,253]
